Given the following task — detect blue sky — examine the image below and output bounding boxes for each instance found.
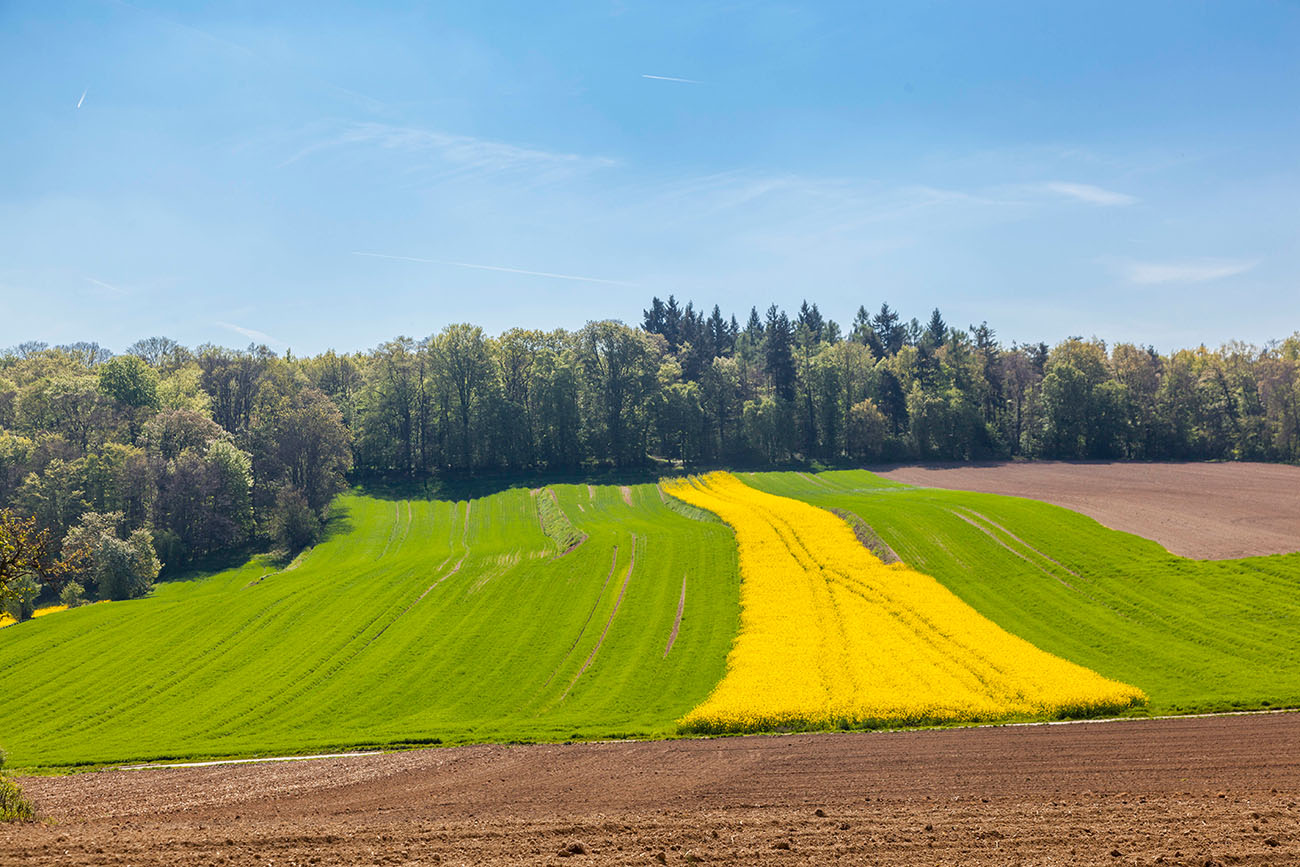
[2,1,1297,355]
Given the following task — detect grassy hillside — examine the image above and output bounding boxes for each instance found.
[746,470,1300,716]
[0,484,739,769]
[5,468,1298,769]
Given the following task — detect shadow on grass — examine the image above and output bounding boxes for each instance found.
[318,501,355,544]
[159,545,264,585]
[155,455,1138,587]
[348,456,862,502]
[158,500,358,583]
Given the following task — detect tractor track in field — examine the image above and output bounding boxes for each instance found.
[392,499,415,554]
[423,500,472,595]
[954,506,1084,579]
[542,547,620,690]
[663,575,687,656]
[948,508,1077,590]
[560,535,638,702]
[942,505,1146,629]
[431,505,473,587]
[199,505,475,736]
[379,500,408,558]
[357,501,476,656]
[7,712,1300,866]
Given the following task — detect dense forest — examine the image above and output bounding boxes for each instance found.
[2,297,1298,617]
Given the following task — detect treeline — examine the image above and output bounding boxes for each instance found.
[0,339,351,617]
[2,299,1299,609]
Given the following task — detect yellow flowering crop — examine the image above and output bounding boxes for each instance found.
[0,604,68,629]
[662,472,1146,733]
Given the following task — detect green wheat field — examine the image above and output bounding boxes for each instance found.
[2,471,1298,770]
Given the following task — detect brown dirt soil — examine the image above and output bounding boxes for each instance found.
[5,713,1299,866]
[873,461,1300,559]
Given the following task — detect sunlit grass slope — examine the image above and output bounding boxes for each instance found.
[663,473,1144,733]
[0,486,739,768]
[744,470,1300,716]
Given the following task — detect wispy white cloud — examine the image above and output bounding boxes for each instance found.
[215,320,286,348]
[76,89,86,109]
[279,122,616,180]
[1041,181,1137,206]
[113,0,386,113]
[351,251,635,286]
[639,172,1022,227]
[1122,259,1258,285]
[594,171,1029,297]
[84,276,127,297]
[642,73,702,84]
[111,0,255,57]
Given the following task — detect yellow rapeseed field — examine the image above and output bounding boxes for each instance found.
[0,604,68,629]
[662,472,1146,733]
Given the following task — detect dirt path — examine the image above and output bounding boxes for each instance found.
[5,713,1298,865]
[873,461,1300,559]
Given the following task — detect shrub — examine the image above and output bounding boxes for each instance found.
[269,486,321,554]
[0,749,35,822]
[59,580,87,608]
[0,777,33,821]
[151,528,187,573]
[2,575,39,623]
[64,512,161,601]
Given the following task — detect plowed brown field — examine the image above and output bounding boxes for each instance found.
[5,713,1298,865]
[873,461,1300,559]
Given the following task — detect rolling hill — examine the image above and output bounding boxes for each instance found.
[0,485,738,768]
[3,469,1299,769]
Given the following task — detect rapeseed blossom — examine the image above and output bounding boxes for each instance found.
[0,604,68,629]
[663,472,1146,733]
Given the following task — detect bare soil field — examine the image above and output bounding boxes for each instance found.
[4,713,1298,866]
[873,461,1300,559]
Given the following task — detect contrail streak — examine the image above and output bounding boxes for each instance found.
[85,276,126,296]
[642,74,701,84]
[76,89,86,109]
[351,251,635,286]
[215,321,286,347]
